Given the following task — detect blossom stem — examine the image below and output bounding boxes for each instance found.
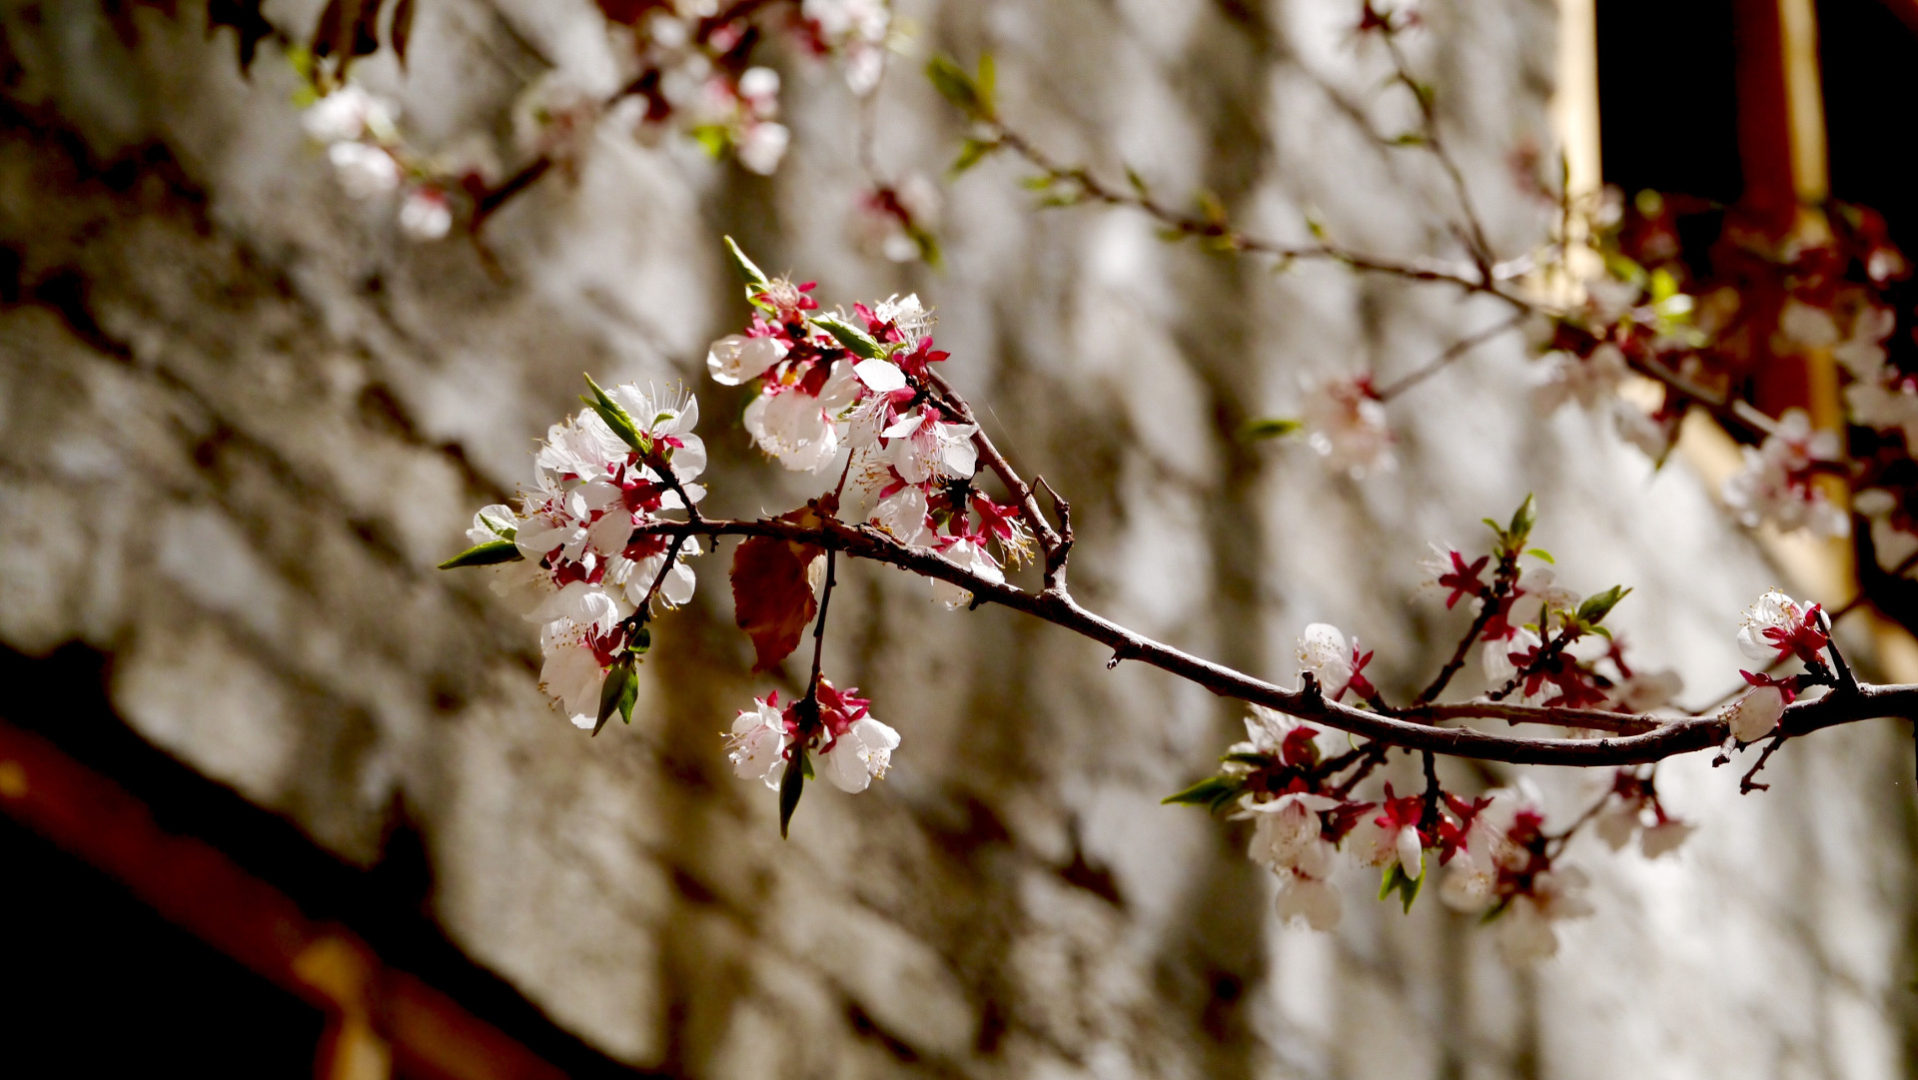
[926,371,1068,586]
[1416,555,1517,705]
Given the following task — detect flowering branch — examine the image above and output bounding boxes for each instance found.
[441,236,1918,960]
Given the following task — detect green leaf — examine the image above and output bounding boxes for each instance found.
[1020,174,1054,190]
[594,657,637,736]
[926,55,981,115]
[1242,417,1303,441]
[1575,584,1632,626]
[949,137,996,176]
[779,746,808,838]
[1524,547,1555,564]
[629,625,653,656]
[1196,189,1228,225]
[975,52,996,114]
[1162,775,1241,808]
[1378,860,1425,914]
[1219,752,1270,768]
[1125,166,1150,199]
[723,235,770,288]
[1506,493,1537,548]
[436,539,522,570]
[582,374,651,454]
[1391,132,1427,147]
[812,313,886,359]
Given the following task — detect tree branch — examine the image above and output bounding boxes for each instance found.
[634,514,1918,767]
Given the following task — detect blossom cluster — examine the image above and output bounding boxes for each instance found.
[527,0,895,177]
[726,679,900,794]
[455,382,706,729]
[705,251,1034,609]
[301,82,489,241]
[1408,502,1679,712]
[1199,706,1601,964]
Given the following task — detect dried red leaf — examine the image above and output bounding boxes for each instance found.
[731,534,821,673]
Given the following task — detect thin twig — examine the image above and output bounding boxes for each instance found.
[1374,314,1529,401]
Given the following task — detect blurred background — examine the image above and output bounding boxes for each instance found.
[3,0,1918,1076]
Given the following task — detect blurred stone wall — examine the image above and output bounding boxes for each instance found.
[3,0,1916,1076]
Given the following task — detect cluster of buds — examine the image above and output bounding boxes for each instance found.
[441,380,706,731]
[706,241,1033,609]
[300,81,492,241]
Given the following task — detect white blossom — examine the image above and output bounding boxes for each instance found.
[302,84,396,144]
[736,122,791,175]
[1481,627,1543,688]
[931,539,1004,609]
[397,187,452,241]
[328,141,401,199]
[707,334,787,386]
[1302,374,1394,477]
[1244,792,1342,872]
[1736,589,1808,661]
[1725,684,1786,743]
[818,716,900,793]
[1273,866,1342,931]
[726,698,790,789]
[1295,623,1354,696]
[1494,868,1592,965]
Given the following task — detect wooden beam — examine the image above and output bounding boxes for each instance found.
[0,718,570,1080]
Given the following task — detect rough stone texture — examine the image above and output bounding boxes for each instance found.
[3,0,1917,1076]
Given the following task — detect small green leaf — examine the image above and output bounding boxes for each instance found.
[1162,775,1241,808]
[1125,166,1150,198]
[779,747,808,838]
[949,137,996,176]
[1391,132,1427,147]
[582,374,651,454]
[1219,752,1270,768]
[1524,547,1555,564]
[1242,417,1303,441]
[1020,174,1055,190]
[629,625,653,656]
[812,314,886,359]
[437,539,522,570]
[1576,584,1632,626]
[594,657,637,736]
[1378,860,1425,914]
[926,55,980,114]
[723,235,770,288]
[975,52,996,114]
